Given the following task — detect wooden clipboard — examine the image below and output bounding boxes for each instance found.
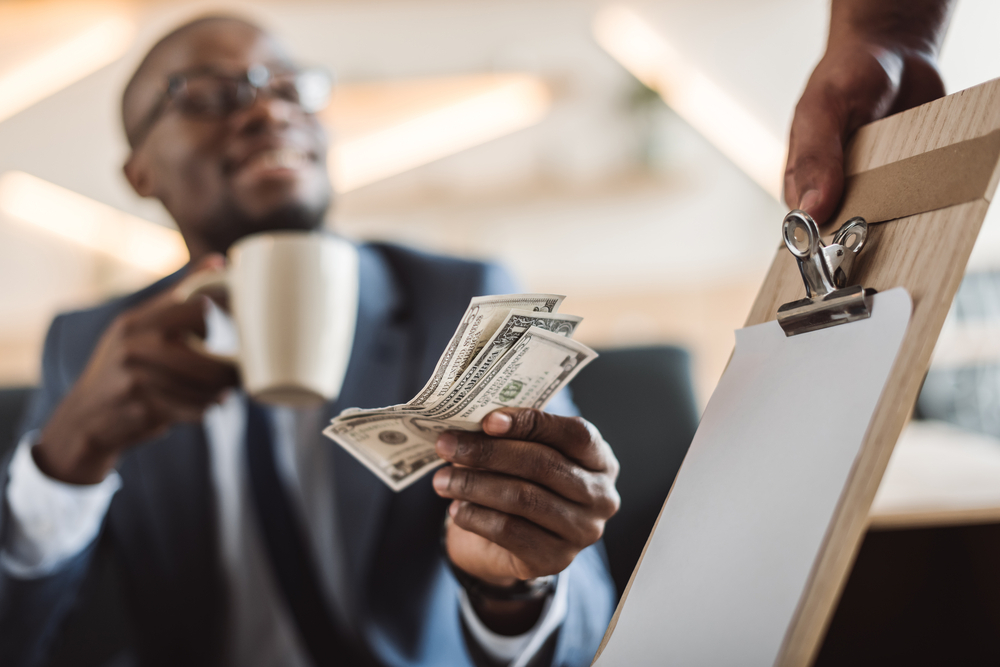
[594,77,1000,666]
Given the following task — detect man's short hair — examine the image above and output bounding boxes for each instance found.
[121,15,264,148]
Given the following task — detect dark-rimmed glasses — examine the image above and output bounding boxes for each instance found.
[130,64,334,148]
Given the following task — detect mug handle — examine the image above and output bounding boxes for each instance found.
[174,267,228,301]
[173,268,239,364]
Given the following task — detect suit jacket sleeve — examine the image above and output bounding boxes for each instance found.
[0,314,105,667]
[469,263,617,666]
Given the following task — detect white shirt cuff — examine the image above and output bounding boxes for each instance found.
[459,573,569,667]
[1,432,121,578]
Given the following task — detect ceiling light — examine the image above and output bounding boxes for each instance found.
[0,171,187,274]
[327,74,551,193]
[0,12,135,123]
[593,5,785,200]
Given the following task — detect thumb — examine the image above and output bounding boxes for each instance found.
[784,86,847,226]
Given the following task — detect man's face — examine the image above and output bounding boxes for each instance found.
[125,20,332,256]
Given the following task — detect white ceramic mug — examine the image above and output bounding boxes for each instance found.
[176,231,359,407]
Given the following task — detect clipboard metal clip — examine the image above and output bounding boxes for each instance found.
[777,210,875,336]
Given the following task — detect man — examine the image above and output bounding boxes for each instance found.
[0,16,620,667]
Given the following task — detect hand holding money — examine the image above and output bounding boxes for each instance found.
[324,294,601,491]
[433,408,621,590]
[324,293,620,631]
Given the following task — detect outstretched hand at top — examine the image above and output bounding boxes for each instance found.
[784,0,954,224]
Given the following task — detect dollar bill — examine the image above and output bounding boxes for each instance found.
[406,294,564,408]
[334,295,571,424]
[428,326,596,425]
[420,309,582,417]
[338,294,582,420]
[323,314,597,492]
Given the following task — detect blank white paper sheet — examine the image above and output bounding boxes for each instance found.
[594,288,912,667]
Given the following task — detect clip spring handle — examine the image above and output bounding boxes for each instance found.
[782,211,868,298]
[777,210,873,336]
[828,217,868,284]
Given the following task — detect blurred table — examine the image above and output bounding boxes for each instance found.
[870,420,1000,529]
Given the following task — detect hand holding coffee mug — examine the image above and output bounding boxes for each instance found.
[176,231,359,407]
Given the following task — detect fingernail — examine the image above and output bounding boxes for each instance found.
[436,432,457,458]
[449,500,460,517]
[433,467,452,493]
[799,189,820,214]
[485,411,512,435]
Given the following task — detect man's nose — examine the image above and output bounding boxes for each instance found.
[231,91,296,134]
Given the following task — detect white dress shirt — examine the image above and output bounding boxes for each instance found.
[1,304,565,666]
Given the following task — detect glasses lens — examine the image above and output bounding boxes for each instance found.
[268,72,302,105]
[294,68,333,113]
[175,76,255,117]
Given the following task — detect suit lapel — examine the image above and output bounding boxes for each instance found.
[328,244,417,594]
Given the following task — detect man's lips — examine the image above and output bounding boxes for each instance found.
[230,147,317,179]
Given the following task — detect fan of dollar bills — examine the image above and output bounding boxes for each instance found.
[323,294,598,491]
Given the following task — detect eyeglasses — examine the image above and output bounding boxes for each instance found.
[130,64,334,147]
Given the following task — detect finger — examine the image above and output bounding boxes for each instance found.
[106,390,189,442]
[138,344,238,390]
[436,431,598,504]
[140,387,210,424]
[123,296,210,339]
[99,385,206,449]
[128,365,228,407]
[449,501,575,577]
[481,408,614,472]
[784,84,848,225]
[434,466,605,546]
[149,299,211,338]
[122,331,239,390]
[93,394,173,451]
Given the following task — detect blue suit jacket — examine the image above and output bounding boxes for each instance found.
[0,243,616,667]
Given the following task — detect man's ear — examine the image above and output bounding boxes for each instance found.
[123,151,155,198]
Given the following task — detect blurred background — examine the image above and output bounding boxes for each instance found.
[1,0,1000,415]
